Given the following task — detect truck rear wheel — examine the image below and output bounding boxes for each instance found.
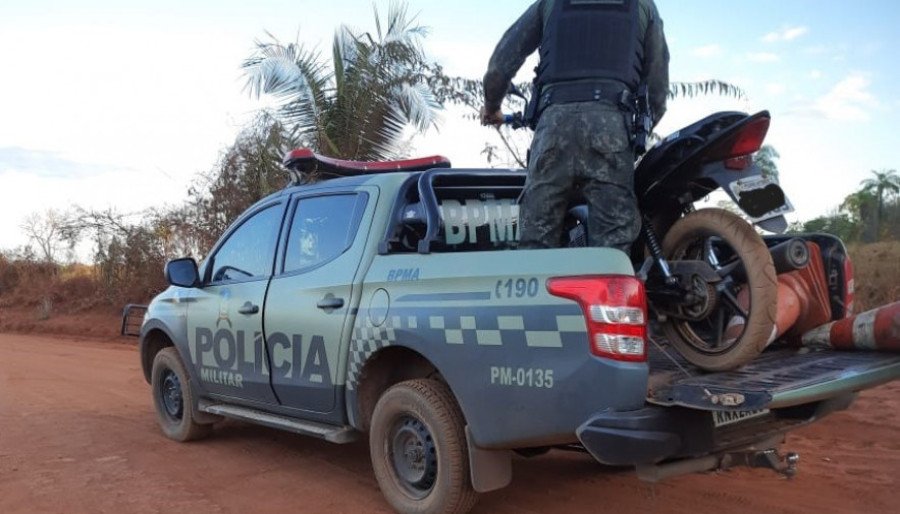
[151,348,212,442]
[369,379,478,514]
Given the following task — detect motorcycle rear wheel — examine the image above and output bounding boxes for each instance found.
[660,208,778,371]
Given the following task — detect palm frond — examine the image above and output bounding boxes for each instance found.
[370,1,428,70]
[669,80,745,100]
[394,82,441,132]
[242,34,332,144]
[373,3,384,42]
[371,107,410,159]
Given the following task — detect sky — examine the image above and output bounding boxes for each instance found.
[1,0,899,251]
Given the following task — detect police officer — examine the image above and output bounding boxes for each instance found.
[481,0,669,252]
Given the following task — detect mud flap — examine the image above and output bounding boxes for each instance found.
[466,426,512,493]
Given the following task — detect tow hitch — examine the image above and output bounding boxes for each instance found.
[636,443,800,482]
[721,448,800,478]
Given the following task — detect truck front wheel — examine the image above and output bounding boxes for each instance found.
[151,348,212,442]
[369,379,478,514]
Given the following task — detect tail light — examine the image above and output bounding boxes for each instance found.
[546,275,648,362]
[843,257,855,318]
[706,115,771,167]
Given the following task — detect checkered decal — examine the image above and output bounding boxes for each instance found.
[347,321,399,391]
[346,308,587,391]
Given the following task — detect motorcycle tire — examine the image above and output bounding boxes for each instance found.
[660,208,778,371]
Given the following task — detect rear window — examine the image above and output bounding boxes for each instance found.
[385,172,527,254]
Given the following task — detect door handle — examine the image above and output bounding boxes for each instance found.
[317,297,345,310]
[238,302,260,315]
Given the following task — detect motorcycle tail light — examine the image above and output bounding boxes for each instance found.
[547,275,648,362]
[729,116,770,156]
[706,115,771,165]
[725,155,753,170]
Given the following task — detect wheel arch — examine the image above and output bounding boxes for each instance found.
[353,345,446,433]
[140,321,178,384]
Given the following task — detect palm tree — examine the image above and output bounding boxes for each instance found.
[242,2,441,162]
[840,190,877,242]
[754,145,780,182]
[860,169,900,240]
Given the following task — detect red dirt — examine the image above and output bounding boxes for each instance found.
[1,333,898,514]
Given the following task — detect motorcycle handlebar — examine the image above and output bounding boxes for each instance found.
[502,112,527,130]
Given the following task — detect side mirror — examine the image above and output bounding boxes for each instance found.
[165,258,200,288]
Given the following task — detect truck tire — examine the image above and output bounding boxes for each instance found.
[369,379,478,514]
[661,208,778,371]
[151,347,212,442]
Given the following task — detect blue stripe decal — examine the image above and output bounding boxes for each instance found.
[396,292,493,303]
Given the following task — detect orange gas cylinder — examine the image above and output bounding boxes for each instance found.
[724,242,833,346]
[781,243,832,339]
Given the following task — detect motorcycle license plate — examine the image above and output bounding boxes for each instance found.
[729,176,794,222]
[713,409,770,428]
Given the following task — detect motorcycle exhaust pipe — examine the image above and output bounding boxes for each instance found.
[770,238,811,272]
[730,238,810,283]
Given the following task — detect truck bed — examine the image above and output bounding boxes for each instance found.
[647,338,900,412]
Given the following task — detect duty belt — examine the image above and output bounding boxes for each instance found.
[536,82,634,114]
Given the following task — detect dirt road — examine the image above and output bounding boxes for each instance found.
[1,333,898,514]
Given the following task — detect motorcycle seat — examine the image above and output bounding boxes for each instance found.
[284,148,452,178]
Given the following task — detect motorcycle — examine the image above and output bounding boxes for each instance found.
[504,108,794,371]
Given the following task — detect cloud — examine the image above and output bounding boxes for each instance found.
[809,70,823,80]
[0,147,121,178]
[766,83,787,95]
[789,74,877,122]
[803,45,828,55]
[763,26,809,43]
[746,52,781,63]
[692,44,723,58]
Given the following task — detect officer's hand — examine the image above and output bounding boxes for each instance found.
[480,107,504,128]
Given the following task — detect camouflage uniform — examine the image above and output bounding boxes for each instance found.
[483,0,670,252]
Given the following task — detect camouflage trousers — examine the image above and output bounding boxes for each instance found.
[519,102,641,253]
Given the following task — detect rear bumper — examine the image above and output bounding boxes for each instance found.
[576,408,690,466]
[576,393,855,467]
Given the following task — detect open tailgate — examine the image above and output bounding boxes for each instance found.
[648,341,900,411]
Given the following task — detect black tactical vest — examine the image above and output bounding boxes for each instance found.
[535,0,643,93]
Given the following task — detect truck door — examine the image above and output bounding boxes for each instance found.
[264,189,374,414]
[185,201,286,404]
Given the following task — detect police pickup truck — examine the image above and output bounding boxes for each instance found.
[124,150,900,514]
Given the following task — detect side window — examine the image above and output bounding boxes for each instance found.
[210,204,283,283]
[284,194,366,273]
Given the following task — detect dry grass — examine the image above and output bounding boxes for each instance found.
[1,241,898,338]
[848,241,900,312]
